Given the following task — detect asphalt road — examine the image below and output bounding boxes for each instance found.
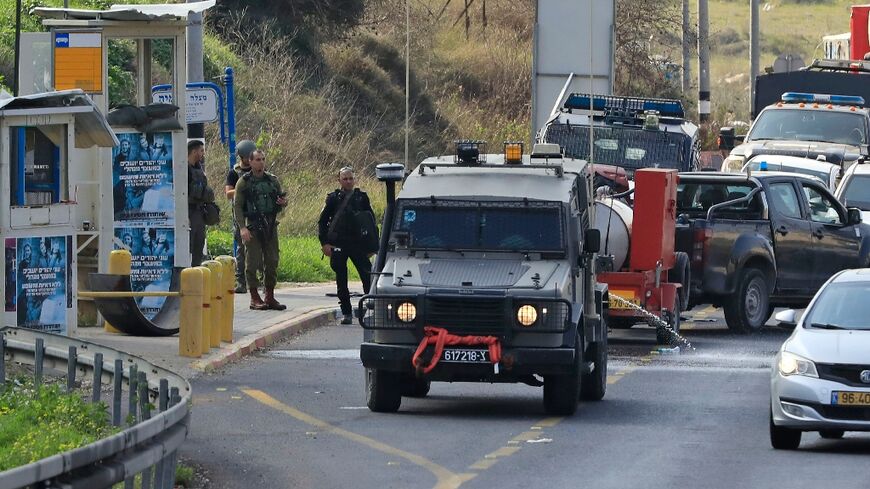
[180,306,870,488]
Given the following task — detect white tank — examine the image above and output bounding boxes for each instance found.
[593,199,633,271]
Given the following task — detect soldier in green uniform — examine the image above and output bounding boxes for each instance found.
[233,150,288,310]
[225,140,257,293]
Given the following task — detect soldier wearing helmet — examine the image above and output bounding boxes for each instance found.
[225,139,258,292]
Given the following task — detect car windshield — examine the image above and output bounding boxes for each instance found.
[393,199,564,253]
[803,281,870,330]
[747,109,867,146]
[840,174,870,210]
[743,161,829,187]
[543,123,691,171]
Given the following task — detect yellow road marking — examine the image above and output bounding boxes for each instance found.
[242,389,476,489]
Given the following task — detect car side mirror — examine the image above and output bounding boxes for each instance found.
[584,228,601,254]
[718,127,743,151]
[848,207,863,225]
[774,309,797,325]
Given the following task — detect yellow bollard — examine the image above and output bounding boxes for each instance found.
[104,250,132,333]
[179,268,204,358]
[202,260,223,348]
[215,256,236,343]
[197,266,212,354]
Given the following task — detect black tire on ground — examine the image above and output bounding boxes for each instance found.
[819,429,845,439]
[770,411,801,449]
[580,329,607,401]
[656,302,680,345]
[543,340,582,415]
[673,251,691,312]
[366,368,402,413]
[400,377,431,398]
[724,268,770,334]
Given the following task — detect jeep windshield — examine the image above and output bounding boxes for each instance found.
[542,123,691,172]
[747,109,867,146]
[393,199,564,253]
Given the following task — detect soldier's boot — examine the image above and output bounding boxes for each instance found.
[249,288,269,310]
[264,288,286,311]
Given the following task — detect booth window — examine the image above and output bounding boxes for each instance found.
[9,126,68,206]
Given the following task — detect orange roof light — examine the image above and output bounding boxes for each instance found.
[504,141,524,164]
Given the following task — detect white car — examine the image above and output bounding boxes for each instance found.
[742,155,841,190]
[834,161,870,222]
[770,269,870,449]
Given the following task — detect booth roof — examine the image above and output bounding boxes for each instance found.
[31,0,215,21]
[0,90,119,149]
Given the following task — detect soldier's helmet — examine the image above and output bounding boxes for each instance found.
[236,140,257,159]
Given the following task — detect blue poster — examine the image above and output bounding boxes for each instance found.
[16,236,68,333]
[112,132,175,227]
[115,227,174,320]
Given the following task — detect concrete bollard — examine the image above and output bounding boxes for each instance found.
[104,249,132,333]
[215,256,236,343]
[197,266,212,354]
[202,260,223,348]
[179,268,204,358]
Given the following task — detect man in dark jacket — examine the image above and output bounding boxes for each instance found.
[318,167,377,324]
[187,140,215,266]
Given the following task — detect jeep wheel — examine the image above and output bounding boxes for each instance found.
[724,268,770,334]
[366,368,402,412]
[401,377,431,398]
[580,331,607,401]
[543,341,581,415]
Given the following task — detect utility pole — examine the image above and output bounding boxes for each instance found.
[682,0,691,94]
[749,0,760,116]
[186,0,204,139]
[697,0,710,123]
[13,0,21,96]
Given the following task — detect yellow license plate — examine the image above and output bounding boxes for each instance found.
[832,391,870,406]
[609,290,640,310]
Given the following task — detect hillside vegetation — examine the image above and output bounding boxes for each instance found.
[0,0,854,238]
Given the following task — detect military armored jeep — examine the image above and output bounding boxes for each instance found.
[359,141,608,415]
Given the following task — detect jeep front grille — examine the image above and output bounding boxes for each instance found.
[425,297,505,334]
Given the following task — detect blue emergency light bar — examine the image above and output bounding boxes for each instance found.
[781,92,865,107]
[564,94,685,118]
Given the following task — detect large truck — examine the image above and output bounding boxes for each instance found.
[358,141,607,416]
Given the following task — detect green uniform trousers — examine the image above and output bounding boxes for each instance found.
[245,228,279,289]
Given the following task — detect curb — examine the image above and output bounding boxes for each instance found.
[190,307,339,373]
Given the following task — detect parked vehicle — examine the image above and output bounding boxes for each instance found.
[769,269,870,450]
[674,172,870,333]
[539,94,700,179]
[835,161,870,221]
[719,92,868,173]
[741,154,842,190]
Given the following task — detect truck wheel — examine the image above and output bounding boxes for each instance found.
[401,377,431,398]
[366,368,402,413]
[580,331,607,401]
[673,251,691,312]
[543,340,581,415]
[656,307,680,345]
[724,268,769,334]
[770,411,801,449]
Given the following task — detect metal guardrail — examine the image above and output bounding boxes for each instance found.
[0,327,192,489]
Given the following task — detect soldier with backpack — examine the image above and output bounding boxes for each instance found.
[318,166,379,324]
[225,140,257,293]
[233,150,288,311]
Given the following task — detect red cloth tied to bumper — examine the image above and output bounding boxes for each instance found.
[412,326,502,375]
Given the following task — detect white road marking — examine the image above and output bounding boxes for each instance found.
[266,349,360,359]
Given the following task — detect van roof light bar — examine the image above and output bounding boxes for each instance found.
[781,92,865,107]
[563,93,685,118]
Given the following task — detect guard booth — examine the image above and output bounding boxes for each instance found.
[0,91,117,334]
[11,1,216,333]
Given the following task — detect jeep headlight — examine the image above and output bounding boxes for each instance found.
[517,304,538,327]
[778,351,818,378]
[396,302,416,322]
[721,155,745,173]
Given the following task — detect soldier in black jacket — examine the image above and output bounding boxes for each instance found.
[318,167,376,324]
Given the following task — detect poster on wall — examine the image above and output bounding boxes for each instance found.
[15,236,68,334]
[112,132,174,227]
[114,227,175,320]
[5,238,15,312]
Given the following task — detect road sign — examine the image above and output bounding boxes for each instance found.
[54,31,102,92]
[152,85,219,124]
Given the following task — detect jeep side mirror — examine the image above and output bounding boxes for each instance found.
[774,309,797,326]
[583,228,600,254]
[848,207,863,225]
[718,127,735,150]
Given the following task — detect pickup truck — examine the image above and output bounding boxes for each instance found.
[674,171,870,333]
